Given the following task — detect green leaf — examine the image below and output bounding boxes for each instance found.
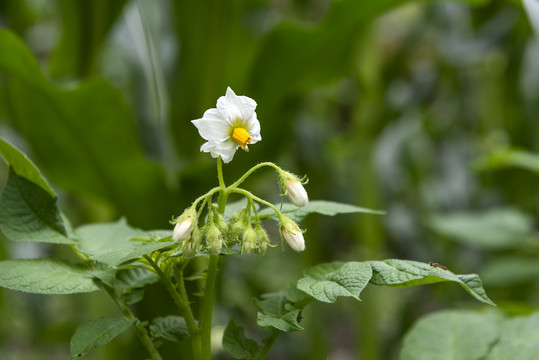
[258,200,384,222]
[70,316,134,359]
[74,219,174,267]
[368,259,496,306]
[0,167,73,244]
[475,148,539,175]
[489,312,539,359]
[297,261,372,303]
[400,310,501,360]
[0,29,171,228]
[0,259,98,294]
[254,287,310,332]
[0,137,55,197]
[257,309,304,333]
[222,317,261,359]
[0,139,72,244]
[116,268,159,290]
[149,316,189,342]
[428,208,534,249]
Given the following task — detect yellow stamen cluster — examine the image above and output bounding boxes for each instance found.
[232,128,252,151]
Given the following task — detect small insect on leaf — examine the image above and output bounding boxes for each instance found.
[429,261,448,271]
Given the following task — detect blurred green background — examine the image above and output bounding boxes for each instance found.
[1,0,538,359]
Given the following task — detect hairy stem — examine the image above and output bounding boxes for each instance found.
[228,161,282,189]
[199,174,228,359]
[144,256,201,358]
[228,188,285,221]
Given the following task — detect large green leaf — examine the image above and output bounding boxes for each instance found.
[297,261,372,303]
[0,29,171,228]
[489,312,539,359]
[0,138,72,244]
[368,259,495,306]
[258,200,384,222]
[149,316,190,342]
[427,208,534,249]
[222,317,261,359]
[400,310,501,360]
[0,259,98,294]
[74,219,174,267]
[70,316,135,359]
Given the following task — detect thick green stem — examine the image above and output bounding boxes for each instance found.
[198,162,228,359]
[144,256,201,358]
[102,284,163,360]
[199,254,220,360]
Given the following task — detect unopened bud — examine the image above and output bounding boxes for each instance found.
[214,213,228,236]
[230,218,246,242]
[172,208,197,243]
[206,224,223,255]
[286,178,309,207]
[279,171,308,207]
[280,217,305,252]
[254,223,270,255]
[183,227,201,257]
[241,225,256,254]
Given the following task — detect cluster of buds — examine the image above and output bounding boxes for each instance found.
[171,205,227,257]
[228,206,272,255]
[171,168,309,256]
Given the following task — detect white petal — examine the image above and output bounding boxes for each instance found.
[214,140,238,163]
[192,109,230,141]
[245,113,261,142]
[217,87,257,123]
[200,141,217,153]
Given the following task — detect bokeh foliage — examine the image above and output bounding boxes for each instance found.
[0,0,538,359]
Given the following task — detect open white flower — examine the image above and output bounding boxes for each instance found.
[191,87,261,163]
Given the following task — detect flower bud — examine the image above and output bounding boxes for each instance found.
[254,223,270,255]
[230,217,246,242]
[280,217,305,252]
[279,171,308,207]
[286,178,309,207]
[183,227,201,258]
[172,208,197,243]
[206,223,223,255]
[214,213,228,237]
[241,225,257,254]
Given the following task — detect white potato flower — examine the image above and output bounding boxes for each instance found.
[191,87,261,163]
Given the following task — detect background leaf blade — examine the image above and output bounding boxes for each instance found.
[70,316,135,359]
[0,259,98,294]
